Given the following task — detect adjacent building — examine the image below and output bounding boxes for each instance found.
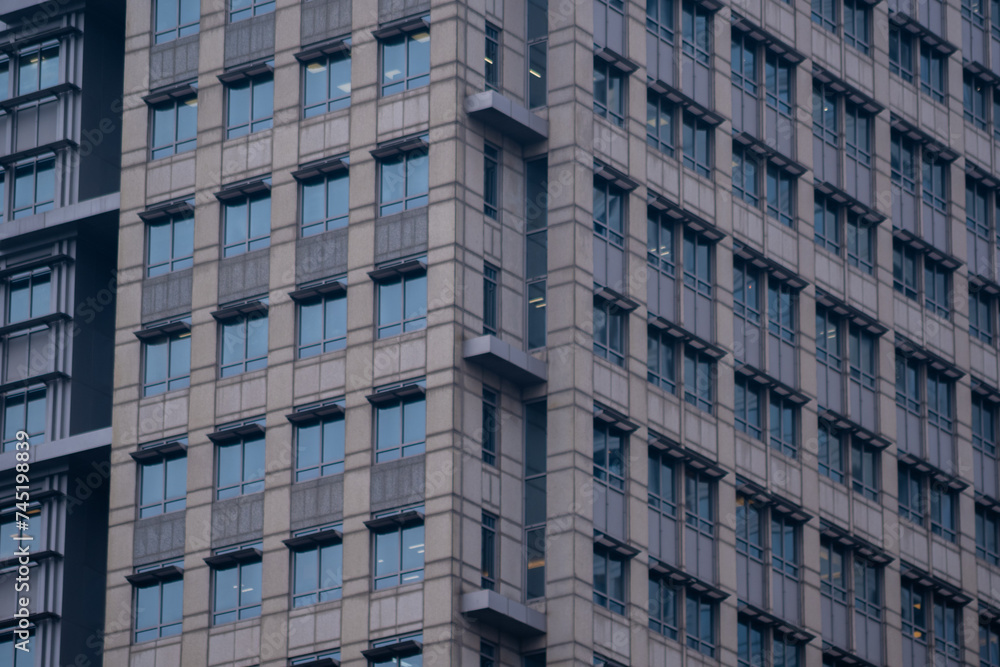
[0,0,125,666]
[102,0,1000,665]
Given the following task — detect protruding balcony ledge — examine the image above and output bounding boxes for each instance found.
[464,91,548,144]
[463,335,547,385]
[461,589,547,637]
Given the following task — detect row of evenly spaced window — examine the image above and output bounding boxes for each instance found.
[890,26,948,103]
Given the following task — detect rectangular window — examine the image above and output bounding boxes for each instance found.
[143,330,191,396]
[17,42,59,95]
[846,212,873,273]
[134,564,183,642]
[1,389,45,451]
[893,241,919,299]
[812,0,836,30]
[735,376,762,439]
[593,59,625,127]
[769,396,797,457]
[814,192,840,253]
[647,327,676,393]
[303,52,351,117]
[851,440,879,500]
[525,400,547,599]
[485,24,500,91]
[924,257,951,318]
[372,506,425,588]
[648,574,678,639]
[844,0,870,53]
[965,72,990,129]
[818,422,845,483]
[974,396,998,498]
[971,289,994,344]
[922,151,948,213]
[481,639,497,667]
[930,484,957,541]
[291,528,343,606]
[920,43,947,102]
[682,113,712,178]
[301,170,349,236]
[379,142,429,215]
[223,189,271,257]
[482,385,499,465]
[12,155,55,219]
[231,0,274,22]
[381,27,430,96]
[484,143,499,219]
[377,270,427,338]
[483,264,499,336]
[526,158,548,349]
[375,390,426,462]
[216,427,265,499]
[732,145,760,207]
[593,547,627,614]
[647,91,676,156]
[298,292,347,357]
[593,298,626,366]
[684,347,713,412]
[226,70,273,138]
[156,0,200,43]
[766,165,795,227]
[151,95,197,160]
[220,308,268,376]
[369,633,423,666]
[527,0,548,107]
[147,204,194,276]
[686,593,715,656]
[899,465,925,524]
[7,270,49,324]
[481,511,498,589]
[978,505,1000,564]
[212,544,262,624]
[139,452,187,518]
[295,412,345,481]
[984,623,1000,667]
[890,26,914,81]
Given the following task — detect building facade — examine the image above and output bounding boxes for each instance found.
[101,0,1000,665]
[0,0,125,666]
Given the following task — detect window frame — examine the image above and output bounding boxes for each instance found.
[211,543,263,625]
[380,24,431,97]
[303,50,352,118]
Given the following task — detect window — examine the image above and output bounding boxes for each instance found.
[527,0,548,107]
[230,0,274,22]
[812,0,836,31]
[484,143,499,219]
[303,52,351,117]
[369,633,423,666]
[920,43,947,102]
[482,385,499,465]
[899,465,958,541]
[133,562,183,642]
[682,230,713,342]
[977,504,1000,565]
[376,268,427,338]
[646,210,676,322]
[485,24,500,90]
[211,543,262,624]
[890,26,914,81]
[647,327,676,393]
[17,42,58,95]
[647,91,676,156]
[647,448,677,566]
[646,0,676,85]
[682,113,712,177]
[155,0,200,43]
[769,395,797,457]
[295,410,345,481]
[893,241,919,299]
[138,450,187,518]
[814,191,840,253]
[0,509,36,560]
[732,144,759,207]
[901,582,962,665]
[681,0,711,106]
[767,165,795,227]
[818,422,845,483]
[593,546,627,614]
[524,400,547,599]
[967,177,993,279]
[301,169,348,236]
[593,59,625,127]
[7,270,49,323]
[593,419,627,538]
[845,210,873,272]
[381,26,430,96]
[974,396,998,499]
[0,633,33,666]
[684,347,713,412]
[593,297,626,366]
[971,288,994,344]
[12,155,55,219]
[291,526,343,606]
[984,622,1000,667]
[738,619,801,667]
[143,328,191,396]
[850,439,879,500]
[298,292,346,357]
[292,651,342,666]
[844,0,870,53]
[648,574,679,639]
[899,464,926,524]
[215,421,265,499]
[483,264,499,336]
[379,140,429,215]
[219,307,268,377]
[2,389,45,451]
[375,386,426,462]
[147,204,194,276]
[226,69,273,138]
[924,256,950,318]
[481,511,498,589]
[686,592,715,656]
[526,158,548,349]
[853,559,882,655]
[150,95,197,159]
[481,640,497,667]
[372,506,425,589]
[930,483,957,541]
[735,376,762,438]
[223,188,271,257]
[965,72,989,130]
